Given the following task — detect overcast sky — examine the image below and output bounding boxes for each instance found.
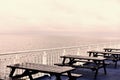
[0,0,120,38]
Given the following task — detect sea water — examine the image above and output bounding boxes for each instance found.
[0,34,117,53]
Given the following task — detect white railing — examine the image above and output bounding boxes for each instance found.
[0,41,120,79]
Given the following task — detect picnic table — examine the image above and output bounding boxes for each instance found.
[7,63,76,80]
[104,48,120,52]
[87,50,120,68]
[55,55,107,79]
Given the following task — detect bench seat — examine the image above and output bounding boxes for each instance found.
[4,77,26,80]
[34,75,50,80]
[55,62,104,70]
[63,73,82,78]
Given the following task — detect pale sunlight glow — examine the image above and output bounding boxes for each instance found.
[0,0,120,37]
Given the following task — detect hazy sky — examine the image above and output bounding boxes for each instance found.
[0,0,120,38]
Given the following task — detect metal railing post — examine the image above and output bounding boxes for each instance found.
[77,48,80,55]
[63,49,66,55]
[42,51,47,64]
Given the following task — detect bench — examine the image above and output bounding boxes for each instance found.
[55,62,104,70]
[63,73,82,79]
[4,77,26,80]
[34,75,50,80]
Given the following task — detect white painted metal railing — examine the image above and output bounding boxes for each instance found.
[0,41,120,79]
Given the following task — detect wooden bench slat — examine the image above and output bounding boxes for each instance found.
[34,75,50,80]
[54,63,70,66]
[4,77,26,80]
[55,62,104,70]
[63,73,82,78]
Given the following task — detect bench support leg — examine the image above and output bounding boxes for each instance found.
[9,68,16,77]
[67,72,75,80]
[115,61,117,68]
[94,69,98,80]
[55,74,61,80]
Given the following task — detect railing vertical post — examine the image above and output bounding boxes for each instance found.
[108,41,112,48]
[87,44,91,51]
[14,54,18,64]
[116,41,120,48]
[96,44,99,50]
[42,51,47,64]
[77,48,80,55]
[63,49,66,55]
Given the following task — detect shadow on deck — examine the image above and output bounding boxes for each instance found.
[1,62,120,80]
[74,61,120,80]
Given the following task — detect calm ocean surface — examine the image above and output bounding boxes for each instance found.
[0,34,115,53]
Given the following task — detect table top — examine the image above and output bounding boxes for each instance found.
[87,50,111,53]
[87,50,120,55]
[104,48,120,50]
[7,63,75,74]
[61,55,106,61]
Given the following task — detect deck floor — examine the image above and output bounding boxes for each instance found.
[72,61,120,80]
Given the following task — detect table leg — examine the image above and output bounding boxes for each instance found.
[25,70,34,80]
[103,61,107,74]
[67,72,75,80]
[68,58,75,65]
[68,72,72,80]
[9,68,16,77]
[62,58,66,65]
[94,69,98,80]
[89,52,92,57]
[112,54,118,68]
[55,74,61,80]
[114,60,117,68]
[106,49,112,52]
[9,69,34,80]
